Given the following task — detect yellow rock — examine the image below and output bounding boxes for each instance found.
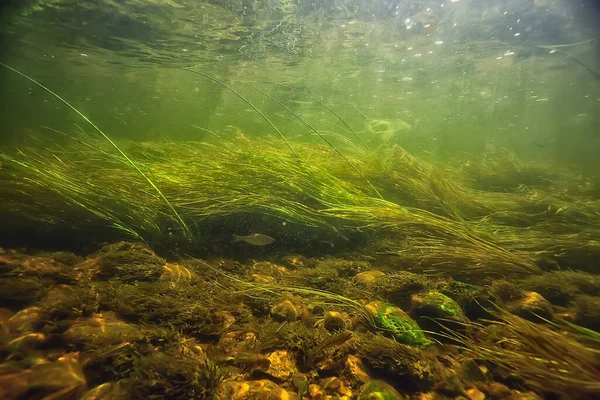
[270,300,298,322]
[216,380,293,400]
[323,311,347,332]
[266,350,298,380]
[466,387,486,400]
[353,270,385,287]
[345,355,370,383]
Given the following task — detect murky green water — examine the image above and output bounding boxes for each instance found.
[0,2,599,399]
[1,1,599,163]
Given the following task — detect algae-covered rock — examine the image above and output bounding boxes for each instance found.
[265,350,298,380]
[507,291,555,322]
[410,290,468,334]
[8,307,41,333]
[366,301,431,346]
[0,277,46,309]
[373,272,432,309]
[64,312,146,346]
[353,270,386,288]
[216,379,293,399]
[95,242,165,282]
[345,355,370,384]
[357,334,438,392]
[270,299,299,322]
[323,310,347,332]
[358,380,405,400]
[28,353,87,399]
[321,376,353,397]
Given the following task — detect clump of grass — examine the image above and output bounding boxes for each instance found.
[464,310,600,398]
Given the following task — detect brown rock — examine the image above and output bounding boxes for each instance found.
[345,355,370,384]
[270,300,298,322]
[308,383,323,399]
[8,307,41,333]
[0,368,31,400]
[486,382,511,399]
[508,291,554,322]
[466,387,486,400]
[216,380,293,399]
[353,270,386,287]
[461,358,488,383]
[323,311,347,332]
[504,391,541,400]
[266,350,298,380]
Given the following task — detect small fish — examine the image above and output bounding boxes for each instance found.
[232,233,275,246]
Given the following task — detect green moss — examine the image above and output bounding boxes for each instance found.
[0,277,47,310]
[96,242,165,282]
[373,273,432,310]
[357,334,437,392]
[358,380,404,400]
[98,281,225,338]
[367,301,431,347]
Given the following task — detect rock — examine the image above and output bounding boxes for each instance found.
[0,368,31,400]
[270,300,299,322]
[373,272,431,309]
[366,301,431,346]
[8,307,41,333]
[95,242,165,282]
[81,382,127,400]
[410,291,468,334]
[323,311,347,332]
[466,387,486,400]
[504,391,542,400]
[434,374,466,397]
[266,350,298,380]
[358,380,405,400]
[460,358,488,383]
[216,380,293,399]
[2,332,45,354]
[321,376,353,398]
[64,312,146,346]
[485,382,511,399]
[508,291,554,322]
[308,383,323,399]
[345,355,370,384]
[353,271,386,288]
[28,353,87,399]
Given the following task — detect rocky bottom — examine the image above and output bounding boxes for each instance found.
[1,241,599,400]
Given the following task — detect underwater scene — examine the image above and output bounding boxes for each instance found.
[0,0,599,399]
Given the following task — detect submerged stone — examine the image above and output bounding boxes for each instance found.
[358,380,405,400]
[270,300,299,322]
[366,301,431,346]
[410,290,468,334]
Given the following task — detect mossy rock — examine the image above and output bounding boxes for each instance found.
[373,273,431,309]
[358,380,405,400]
[96,242,165,282]
[410,290,468,334]
[357,335,437,392]
[366,301,431,347]
[0,277,47,310]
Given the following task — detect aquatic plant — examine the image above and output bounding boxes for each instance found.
[459,310,600,398]
[0,62,192,241]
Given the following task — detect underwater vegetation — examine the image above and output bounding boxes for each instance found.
[1,243,599,399]
[0,63,599,399]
